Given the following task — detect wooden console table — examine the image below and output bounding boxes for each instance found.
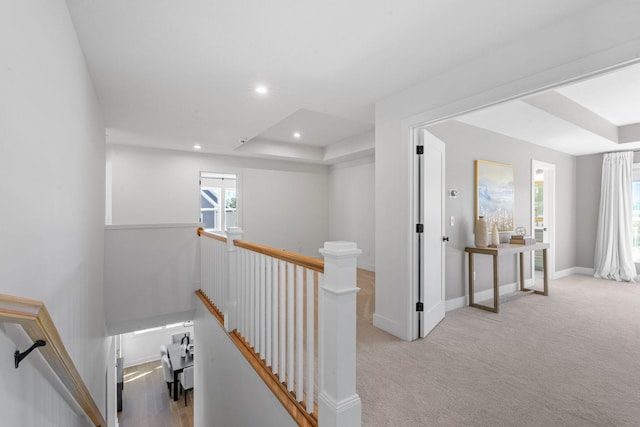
[465,243,549,313]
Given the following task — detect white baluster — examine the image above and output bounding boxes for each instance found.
[245,250,250,341]
[254,252,260,351]
[238,248,244,336]
[279,259,286,382]
[272,257,279,374]
[200,238,206,297]
[218,241,223,307]
[306,268,315,414]
[216,242,221,308]
[266,256,272,367]
[259,254,266,359]
[296,265,304,402]
[249,251,255,348]
[287,262,294,392]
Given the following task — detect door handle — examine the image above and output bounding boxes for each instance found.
[442,236,449,242]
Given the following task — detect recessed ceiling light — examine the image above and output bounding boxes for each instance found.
[255,85,268,95]
[193,144,201,150]
[293,132,301,139]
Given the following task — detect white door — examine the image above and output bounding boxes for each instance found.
[418,130,446,338]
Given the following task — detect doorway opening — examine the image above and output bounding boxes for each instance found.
[532,161,556,283]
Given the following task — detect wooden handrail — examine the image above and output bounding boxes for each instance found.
[234,240,324,273]
[197,227,228,243]
[196,290,224,325]
[0,294,106,427]
[196,227,323,273]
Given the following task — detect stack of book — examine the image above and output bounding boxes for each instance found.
[510,234,536,245]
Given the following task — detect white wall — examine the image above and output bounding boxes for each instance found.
[108,144,330,258]
[242,168,329,256]
[427,121,576,300]
[120,323,194,368]
[375,2,640,340]
[329,156,375,271]
[104,224,200,335]
[576,153,604,269]
[0,0,109,425]
[194,303,297,427]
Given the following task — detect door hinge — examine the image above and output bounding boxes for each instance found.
[416,224,423,233]
[416,302,424,312]
[416,145,424,155]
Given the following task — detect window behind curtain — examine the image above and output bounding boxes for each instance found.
[632,165,640,262]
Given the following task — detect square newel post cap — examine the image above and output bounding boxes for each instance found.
[226,226,243,235]
[319,241,362,258]
[225,227,244,239]
[225,227,243,250]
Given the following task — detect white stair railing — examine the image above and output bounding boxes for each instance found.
[198,228,228,321]
[234,241,322,416]
[197,227,361,427]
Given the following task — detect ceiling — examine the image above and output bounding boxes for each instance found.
[65,0,639,163]
[454,62,640,156]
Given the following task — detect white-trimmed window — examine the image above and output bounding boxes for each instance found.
[200,172,237,232]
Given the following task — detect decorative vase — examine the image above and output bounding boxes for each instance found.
[474,216,488,248]
[491,223,500,246]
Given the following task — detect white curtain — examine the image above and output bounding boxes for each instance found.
[593,151,636,282]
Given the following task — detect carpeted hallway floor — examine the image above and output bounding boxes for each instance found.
[356,273,640,427]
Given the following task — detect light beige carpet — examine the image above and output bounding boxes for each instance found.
[356,274,640,427]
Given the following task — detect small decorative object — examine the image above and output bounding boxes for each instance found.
[475,216,488,248]
[491,223,500,246]
[510,226,535,245]
[180,333,190,357]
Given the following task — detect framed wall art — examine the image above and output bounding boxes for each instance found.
[475,160,514,232]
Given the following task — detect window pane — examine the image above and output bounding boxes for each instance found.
[226,189,236,209]
[201,188,221,230]
[226,210,237,228]
[201,189,219,208]
[633,181,640,261]
[201,196,214,209]
[202,210,217,230]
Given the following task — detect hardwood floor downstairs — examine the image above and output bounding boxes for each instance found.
[119,360,194,427]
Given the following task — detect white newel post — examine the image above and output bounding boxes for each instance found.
[319,241,362,427]
[225,227,243,332]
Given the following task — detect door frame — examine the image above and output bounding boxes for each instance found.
[531,160,556,281]
[404,59,640,341]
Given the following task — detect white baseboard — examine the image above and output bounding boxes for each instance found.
[373,313,405,339]
[445,281,519,312]
[358,262,375,272]
[445,297,466,312]
[123,354,160,369]
[445,267,601,311]
[572,267,594,276]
